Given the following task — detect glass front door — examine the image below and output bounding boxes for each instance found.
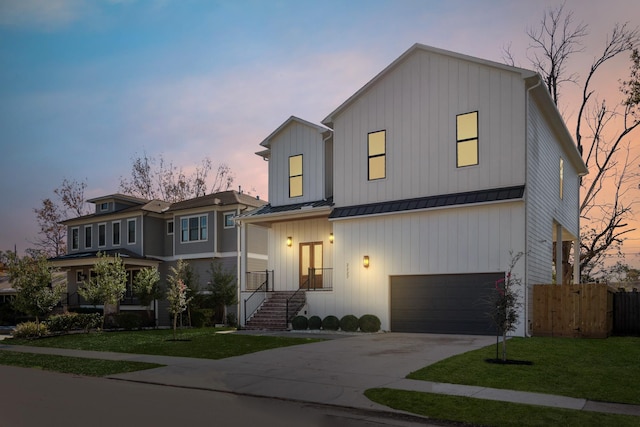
[299,242,323,289]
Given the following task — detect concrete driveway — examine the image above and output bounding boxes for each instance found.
[109,332,495,411]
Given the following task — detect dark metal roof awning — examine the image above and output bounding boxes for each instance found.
[330,186,525,220]
[49,249,161,268]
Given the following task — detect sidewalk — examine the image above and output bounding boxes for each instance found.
[2,332,639,418]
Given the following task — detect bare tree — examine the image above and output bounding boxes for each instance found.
[509,4,640,281]
[119,152,234,202]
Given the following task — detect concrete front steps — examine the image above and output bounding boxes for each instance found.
[244,291,306,331]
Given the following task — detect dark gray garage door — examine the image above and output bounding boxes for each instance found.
[390,273,504,335]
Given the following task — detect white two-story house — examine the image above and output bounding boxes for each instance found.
[238,43,587,336]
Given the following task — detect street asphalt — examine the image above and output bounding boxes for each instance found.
[1,330,640,420]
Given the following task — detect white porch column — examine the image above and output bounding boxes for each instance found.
[556,223,563,285]
[237,220,248,326]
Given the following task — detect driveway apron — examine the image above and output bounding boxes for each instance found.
[109,332,495,411]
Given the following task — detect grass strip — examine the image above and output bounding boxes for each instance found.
[0,351,163,376]
[408,336,640,405]
[4,328,322,359]
[365,388,640,427]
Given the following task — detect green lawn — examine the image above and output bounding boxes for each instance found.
[0,351,162,376]
[366,336,640,426]
[408,336,640,405]
[3,327,321,360]
[365,389,640,427]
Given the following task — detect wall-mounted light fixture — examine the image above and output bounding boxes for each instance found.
[329,233,334,244]
[363,255,370,268]
[287,236,292,247]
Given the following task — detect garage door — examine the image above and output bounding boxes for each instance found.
[390,273,504,335]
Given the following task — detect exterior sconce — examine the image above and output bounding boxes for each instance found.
[329,233,334,244]
[363,255,370,268]
[287,236,292,247]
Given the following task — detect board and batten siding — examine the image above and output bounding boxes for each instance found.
[268,218,334,290]
[268,121,327,207]
[332,50,527,208]
[525,95,581,287]
[308,202,527,335]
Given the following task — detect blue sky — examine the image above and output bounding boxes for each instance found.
[1,0,639,264]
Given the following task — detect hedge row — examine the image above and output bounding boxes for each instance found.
[291,314,381,333]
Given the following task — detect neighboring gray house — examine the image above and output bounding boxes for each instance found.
[50,190,267,326]
[238,43,588,336]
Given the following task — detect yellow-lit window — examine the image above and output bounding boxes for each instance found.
[289,154,303,198]
[456,111,478,167]
[559,158,564,199]
[368,130,386,180]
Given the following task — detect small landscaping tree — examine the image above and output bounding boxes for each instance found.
[132,266,161,325]
[78,252,127,329]
[7,252,65,335]
[208,260,237,325]
[167,259,193,339]
[488,251,524,362]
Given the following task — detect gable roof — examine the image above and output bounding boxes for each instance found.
[322,43,536,129]
[256,116,331,159]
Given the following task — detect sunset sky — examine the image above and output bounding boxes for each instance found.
[1,0,639,268]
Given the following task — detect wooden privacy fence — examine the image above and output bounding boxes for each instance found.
[532,284,614,338]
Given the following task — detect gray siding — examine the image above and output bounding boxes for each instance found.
[247,224,268,255]
[218,211,238,253]
[143,216,165,257]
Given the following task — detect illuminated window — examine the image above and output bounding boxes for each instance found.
[289,154,303,198]
[559,158,564,199]
[456,111,478,167]
[368,130,386,180]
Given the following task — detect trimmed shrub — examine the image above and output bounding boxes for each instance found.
[340,315,359,332]
[47,313,102,333]
[13,321,49,338]
[358,314,381,333]
[291,315,308,330]
[226,313,237,328]
[308,315,322,330]
[322,315,340,331]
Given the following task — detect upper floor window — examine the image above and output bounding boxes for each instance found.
[289,154,303,198]
[84,226,92,249]
[181,215,207,242]
[127,219,136,245]
[99,202,109,212]
[456,111,479,167]
[224,212,235,229]
[112,221,121,246]
[167,220,174,235]
[368,130,386,180]
[559,157,564,200]
[71,227,79,251]
[98,223,106,247]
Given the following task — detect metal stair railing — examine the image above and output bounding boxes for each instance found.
[244,270,273,325]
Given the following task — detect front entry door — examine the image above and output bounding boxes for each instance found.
[300,242,323,289]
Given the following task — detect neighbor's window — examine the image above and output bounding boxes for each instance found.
[112,221,121,246]
[559,157,564,200]
[368,130,386,180]
[181,215,207,242]
[224,212,235,228]
[289,154,303,198]
[127,219,136,245]
[71,227,79,251]
[98,223,106,247]
[167,220,174,235]
[84,225,92,249]
[100,202,109,212]
[456,111,479,167]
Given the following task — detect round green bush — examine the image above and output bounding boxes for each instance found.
[308,315,322,330]
[340,314,359,332]
[13,321,49,338]
[291,315,308,330]
[358,314,381,333]
[322,315,340,331]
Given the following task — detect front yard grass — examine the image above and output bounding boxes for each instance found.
[0,351,162,376]
[408,336,640,405]
[3,327,322,360]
